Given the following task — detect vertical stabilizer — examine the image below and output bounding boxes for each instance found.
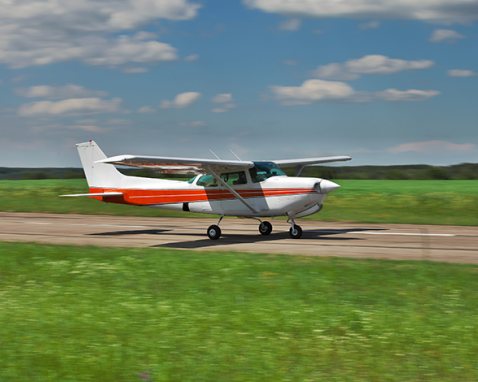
[76,141,124,188]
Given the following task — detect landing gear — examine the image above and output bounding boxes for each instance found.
[207,225,221,240]
[258,221,273,236]
[289,224,302,239]
[207,216,223,240]
[288,217,303,239]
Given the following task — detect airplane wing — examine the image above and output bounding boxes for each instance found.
[97,155,254,174]
[273,156,352,167]
[273,155,351,176]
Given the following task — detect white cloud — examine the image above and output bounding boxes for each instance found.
[271,80,439,105]
[388,140,475,153]
[376,89,440,101]
[18,98,122,116]
[271,79,355,105]
[185,54,199,62]
[18,84,106,99]
[283,59,298,66]
[359,21,380,30]
[448,69,477,77]
[138,106,155,113]
[279,18,301,31]
[313,55,434,80]
[180,120,206,128]
[0,0,199,68]
[430,29,464,43]
[161,92,201,109]
[211,93,236,112]
[83,33,177,66]
[244,0,478,23]
[212,93,233,104]
[68,124,105,133]
[123,67,148,74]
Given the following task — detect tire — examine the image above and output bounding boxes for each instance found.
[259,221,273,235]
[207,224,221,240]
[289,224,303,239]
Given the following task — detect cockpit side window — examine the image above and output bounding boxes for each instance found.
[197,174,217,187]
[197,171,248,187]
[250,162,286,183]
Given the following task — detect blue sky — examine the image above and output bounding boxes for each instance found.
[0,0,477,166]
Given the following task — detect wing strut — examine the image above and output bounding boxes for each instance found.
[207,167,258,214]
[295,165,305,176]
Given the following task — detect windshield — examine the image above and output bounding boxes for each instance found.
[250,162,286,183]
[187,175,197,184]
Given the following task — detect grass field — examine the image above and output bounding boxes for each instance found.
[0,179,477,225]
[0,242,477,381]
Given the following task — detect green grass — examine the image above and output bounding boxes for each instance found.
[0,179,477,225]
[1,242,477,381]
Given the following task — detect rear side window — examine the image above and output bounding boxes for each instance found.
[220,171,247,186]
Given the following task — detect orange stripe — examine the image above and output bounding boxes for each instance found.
[89,187,314,205]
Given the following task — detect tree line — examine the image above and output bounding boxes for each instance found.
[1,163,477,180]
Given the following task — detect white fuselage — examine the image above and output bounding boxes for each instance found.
[92,175,329,218]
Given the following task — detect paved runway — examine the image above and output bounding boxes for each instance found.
[1,212,477,264]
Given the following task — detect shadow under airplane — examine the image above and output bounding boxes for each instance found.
[87,226,386,249]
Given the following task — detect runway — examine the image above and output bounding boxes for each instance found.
[1,212,477,264]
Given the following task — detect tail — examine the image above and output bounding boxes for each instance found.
[77,141,125,188]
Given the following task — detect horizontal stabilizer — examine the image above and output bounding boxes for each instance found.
[60,192,123,197]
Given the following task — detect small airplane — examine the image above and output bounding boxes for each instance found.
[63,141,351,240]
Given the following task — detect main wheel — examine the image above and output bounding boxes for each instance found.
[207,225,221,240]
[289,224,303,239]
[259,221,273,235]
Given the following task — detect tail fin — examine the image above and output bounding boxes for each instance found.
[77,141,125,188]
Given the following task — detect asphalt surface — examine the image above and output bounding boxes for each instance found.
[1,212,477,264]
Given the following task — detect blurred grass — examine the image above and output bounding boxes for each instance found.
[1,242,477,381]
[316,180,478,225]
[0,179,477,225]
[0,179,192,218]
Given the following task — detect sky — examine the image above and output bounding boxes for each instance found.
[0,0,477,167]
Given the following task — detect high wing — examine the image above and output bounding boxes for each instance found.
[273,155,352,176]
[97,155,254,174]
[273,156,352,167]
[97,154,257,212]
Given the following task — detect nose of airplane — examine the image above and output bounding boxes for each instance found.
[317,179,341,194]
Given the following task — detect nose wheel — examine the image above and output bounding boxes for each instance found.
[289,224,302,239]
[287,217,303,239]
[258,221,273,235]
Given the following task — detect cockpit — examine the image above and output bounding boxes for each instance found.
[189,161,286,186]
[249,162,286,182]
